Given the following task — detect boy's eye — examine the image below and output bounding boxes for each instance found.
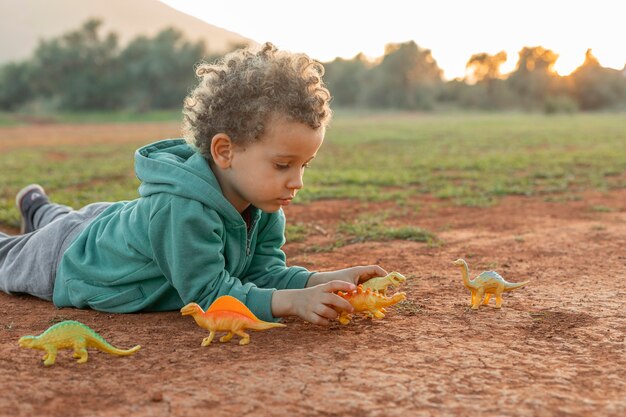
[274,162,312,170]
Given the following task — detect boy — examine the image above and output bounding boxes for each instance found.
[0,43,387,325]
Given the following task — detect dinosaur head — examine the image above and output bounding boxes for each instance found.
[18,335,37,348]
[180,303,202,317]
[453,259,467,268]
[388,272,407,285]
[389,292,407,305]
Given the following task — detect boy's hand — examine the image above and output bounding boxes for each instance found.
[272,281,356,325]
[306,265,388,288]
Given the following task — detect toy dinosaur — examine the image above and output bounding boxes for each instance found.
[361,271,407,295]
[181,296,286,346]
[335,285,406,324]
[453,259,529,309]
[18,320,141,366]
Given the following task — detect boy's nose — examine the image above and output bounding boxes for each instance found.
[288,173,304,190]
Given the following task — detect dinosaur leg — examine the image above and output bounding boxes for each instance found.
[470,291,477,308]
[495,288,504,308]
[219,332,235,343]
[74,347,89,364]
[472,288,485,310]
[373,309,386,319]
[235,330,250,345]
[201,331,216,347]
[482,294,492,306]
[338,312,352,325]
[72,339,88,363]
[43,346,58,366]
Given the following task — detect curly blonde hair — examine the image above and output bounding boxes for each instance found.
[182,42,332,159]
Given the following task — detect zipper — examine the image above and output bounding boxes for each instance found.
[245,214,259,256]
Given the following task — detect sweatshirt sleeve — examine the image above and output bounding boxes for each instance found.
[148,197,277,321]
[242,210,314,290]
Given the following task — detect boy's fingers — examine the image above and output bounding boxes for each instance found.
[315,305,339,320]
[309,313,330,326]
[366,265,388,278]
[358,265,389,282]
[323,293,354,313]
[373,265,388,276]
[324,280,356,293]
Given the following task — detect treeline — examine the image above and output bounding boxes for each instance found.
[325,43,626,112]
[1,19,625,113]
[0,19,224,112]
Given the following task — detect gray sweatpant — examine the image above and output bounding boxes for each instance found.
[0,202,111,300]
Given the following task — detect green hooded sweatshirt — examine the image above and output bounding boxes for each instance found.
[53,139,313,321]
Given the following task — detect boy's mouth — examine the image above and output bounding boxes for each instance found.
[278,197,293,206]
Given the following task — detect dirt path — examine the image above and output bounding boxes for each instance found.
[1,190,624,417]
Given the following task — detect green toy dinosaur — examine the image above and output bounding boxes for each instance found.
[18,320,141,366]
[453,259,529,309]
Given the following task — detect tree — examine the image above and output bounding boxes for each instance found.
[120,28,207,110]
[465,51,508,108]
[465,51,507,83]
[362,41,443,109]
[0,61,35,110]
[31,19,124,110]
[570,49,626,110]
[323,54,370,107]
[507,46,560,109]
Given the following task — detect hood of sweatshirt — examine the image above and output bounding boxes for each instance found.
[134,139,246,226]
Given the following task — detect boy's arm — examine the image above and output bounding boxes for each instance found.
[148,198,276,321]
[242,210,314,290]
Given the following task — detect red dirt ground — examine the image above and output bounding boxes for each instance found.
[1,185,624,416]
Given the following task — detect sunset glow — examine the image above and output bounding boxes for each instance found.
[161,0,624,80]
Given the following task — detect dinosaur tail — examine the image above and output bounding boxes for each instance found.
[249,321,286,331]
[91,337,141,356]
[504,281,529,291]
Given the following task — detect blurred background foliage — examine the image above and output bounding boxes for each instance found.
[0,19,625,114]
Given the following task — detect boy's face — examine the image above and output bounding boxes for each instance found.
[219,114,325,213]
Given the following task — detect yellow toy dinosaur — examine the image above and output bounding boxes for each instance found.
[361,271,407,295]
[453,259,529,309]
[181,296,285,346]
[18,320,141,366]
[335,285,406,324]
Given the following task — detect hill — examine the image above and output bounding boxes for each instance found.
[0,0,256,64]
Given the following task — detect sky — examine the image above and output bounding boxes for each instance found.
[160,0,624,81]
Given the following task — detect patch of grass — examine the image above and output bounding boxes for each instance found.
[338,221,437,245]
[298,112,626,206]
[589,205,615,212]
[337,211,438,245]
[285,223,310,243]
[0,112,23,126]
[304,211,439,253]
[543,194,584,203]
[0,112,624,230]
[0,109,181,124]
[52,109,181,124]
[395,299,425,316]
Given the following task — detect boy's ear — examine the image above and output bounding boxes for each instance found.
[210,134,234,168]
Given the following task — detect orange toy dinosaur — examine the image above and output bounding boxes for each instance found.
[335,285,406,324]
[181,296,285,346]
